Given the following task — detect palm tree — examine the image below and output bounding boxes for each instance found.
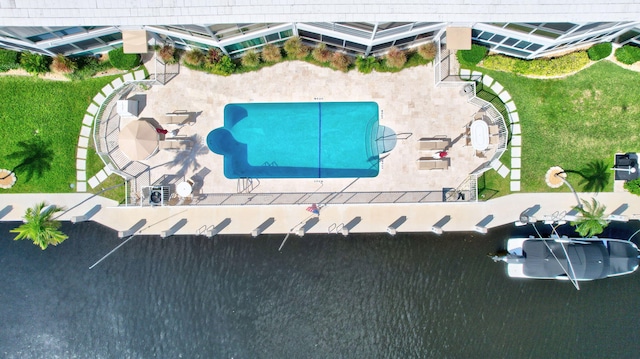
[10,202,68,250]
[570,198,608,238]
[2,138,54,182]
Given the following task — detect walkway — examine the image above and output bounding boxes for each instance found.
[76,69,147,192]
[0,192,637,237]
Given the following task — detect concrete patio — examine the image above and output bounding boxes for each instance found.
[122,59,490,201]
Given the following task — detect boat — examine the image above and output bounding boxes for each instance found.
[493,236,640,289]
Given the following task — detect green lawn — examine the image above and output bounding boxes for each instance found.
[0,75,117,192]
[478,60,640,194]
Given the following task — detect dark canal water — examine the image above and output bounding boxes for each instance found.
[1,221,640,358]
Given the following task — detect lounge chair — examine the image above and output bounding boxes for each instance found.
[417,157,450,170]
[159,139,192,151]
[159,111,190,125]
[418,137,450,151]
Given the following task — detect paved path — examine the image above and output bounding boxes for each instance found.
[0,192,637,237]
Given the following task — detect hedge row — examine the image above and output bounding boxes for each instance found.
[0,46,140,80]
[482,51,591,76]
[183,37,437,76]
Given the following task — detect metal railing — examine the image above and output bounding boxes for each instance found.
[143,189,456,207]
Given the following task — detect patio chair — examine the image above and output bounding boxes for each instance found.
[418,137,450,151]
[159,139,192,151]
[417,157,450,170]
[159,111,190,125]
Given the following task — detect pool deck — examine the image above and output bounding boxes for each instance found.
[132,60,484,196]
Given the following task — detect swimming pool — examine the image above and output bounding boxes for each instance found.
[207,102,380,179]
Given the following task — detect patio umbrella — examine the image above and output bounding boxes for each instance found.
[118,120,159,160]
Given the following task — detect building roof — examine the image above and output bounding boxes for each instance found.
[1,1,640,26]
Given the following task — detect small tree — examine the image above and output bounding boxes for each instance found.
[241,49,261,68]
[571,198,608,238]
[385,46,407,69]
[261,44,282,63]
[10,202,68,250]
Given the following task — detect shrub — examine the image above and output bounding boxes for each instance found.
[212,55,236,75]
[206,48,223,64]
[50,54,77,74]
[261,44,282,62]
[417,42,437,61]
[0,49,19,72]
[355,55,378,74]
[20,52,50,75]
[330,52,350,71]
[615,44,640,65]
[385,46,407,68]
[66,55,113,81]
[482,51,590,76]
[241,49,260,68]
[183,49,205,66]
[108,47,140,70]
[158,45,178,64]
[284,37,309,59]
[457,44,488,66]
[624,178,640,196]
[587,43,612,61]
[312,43,332,63]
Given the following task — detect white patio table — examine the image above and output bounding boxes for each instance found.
[176,181,193,197]
[470,120,489,151]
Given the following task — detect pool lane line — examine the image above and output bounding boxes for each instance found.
[318,102,322,178]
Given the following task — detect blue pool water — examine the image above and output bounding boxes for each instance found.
[207,102,380,179]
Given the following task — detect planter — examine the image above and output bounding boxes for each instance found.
[0,169,16,189]
[545,166,566,188]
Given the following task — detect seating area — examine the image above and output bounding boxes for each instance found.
[417,157,450,170]
[418,137,450,151]
[160,111,191,125]
[159,138,192,151]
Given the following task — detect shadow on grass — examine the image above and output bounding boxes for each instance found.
[562,159,611,193]
[4,137,54,183]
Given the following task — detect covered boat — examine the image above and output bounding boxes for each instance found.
[495,236,639,289]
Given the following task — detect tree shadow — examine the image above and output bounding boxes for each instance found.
[4,138,54,182]
[564,159,611,193]
[166,134,209,177]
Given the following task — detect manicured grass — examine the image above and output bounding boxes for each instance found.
[0,75,118,193]
[480,60,640,192]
